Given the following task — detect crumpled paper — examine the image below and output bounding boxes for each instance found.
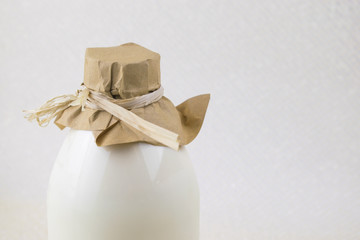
[55,43,210,147]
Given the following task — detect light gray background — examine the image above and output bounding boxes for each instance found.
[1,0,360,239]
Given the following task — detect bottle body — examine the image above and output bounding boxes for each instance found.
[47,129,199,240]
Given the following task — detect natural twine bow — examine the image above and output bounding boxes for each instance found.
[24,86,180,150]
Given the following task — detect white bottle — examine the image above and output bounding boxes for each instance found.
[47,129,200,240]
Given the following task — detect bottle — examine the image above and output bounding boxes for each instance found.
[47,129,199,240]
[25,42,209,240]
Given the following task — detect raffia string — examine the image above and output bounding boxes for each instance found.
[24,86,180,150]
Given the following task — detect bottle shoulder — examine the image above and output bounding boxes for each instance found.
[54,129,192,181]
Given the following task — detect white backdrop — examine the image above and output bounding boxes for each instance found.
[1,0,360,239]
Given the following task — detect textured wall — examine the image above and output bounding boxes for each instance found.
[1,0,359,239]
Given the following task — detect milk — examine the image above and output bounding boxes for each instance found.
[47,129,199,240]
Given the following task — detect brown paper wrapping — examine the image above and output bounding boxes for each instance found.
[54,43,210,147]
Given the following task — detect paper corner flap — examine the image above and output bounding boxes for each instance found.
[176,93,210,145]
